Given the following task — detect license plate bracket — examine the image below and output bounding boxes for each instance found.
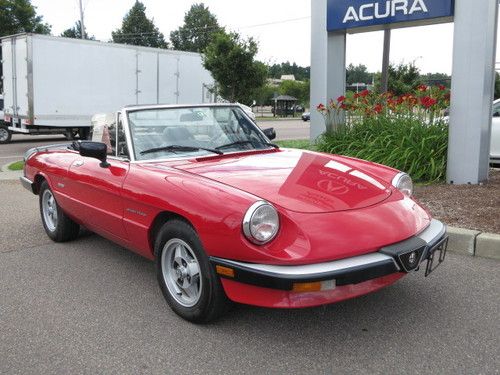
[425,236,448,277]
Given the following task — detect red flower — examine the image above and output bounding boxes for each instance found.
[420,96,437,108]
[438,84,446,91]
[317,103,325,110]
[337,95,346,103]
[354,93,360,99]
[417,84,428,92]
[360,89,370,98]
[373,104,383,114]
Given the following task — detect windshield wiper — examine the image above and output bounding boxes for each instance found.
[140,145,223,156]
[215,140,279,151]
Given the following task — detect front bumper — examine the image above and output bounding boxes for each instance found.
[210,219,447,306]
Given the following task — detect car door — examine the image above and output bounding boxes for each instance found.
[66,114,130,243]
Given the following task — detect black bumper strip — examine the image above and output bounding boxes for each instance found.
[210,257,399,291]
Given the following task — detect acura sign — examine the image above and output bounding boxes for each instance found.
[327,0,455,32]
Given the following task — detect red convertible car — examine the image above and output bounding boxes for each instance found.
[21,104,448,322]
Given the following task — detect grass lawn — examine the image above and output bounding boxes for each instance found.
[8,161,24,171]
[276,139,315,150]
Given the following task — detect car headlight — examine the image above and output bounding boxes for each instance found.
[243,201,280,245]
[392,172,413,197]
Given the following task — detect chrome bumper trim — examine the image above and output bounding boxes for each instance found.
[20,176,34,193]
[416,219,447,248]
[213,252,400,277]
[215,220,446,279]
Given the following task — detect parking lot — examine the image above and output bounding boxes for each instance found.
[0,175,499,374]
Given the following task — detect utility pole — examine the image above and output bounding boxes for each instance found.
[78,0,85,39]
[381,29,391,93]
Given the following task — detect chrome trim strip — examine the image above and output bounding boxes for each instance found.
[214,253,400,277]
[19,176,33,193]
[416,219,446,247]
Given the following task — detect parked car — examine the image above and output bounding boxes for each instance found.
[489,100,500,164]
[443,101,500,165]
[302,112,311,122]
[21,104,448,323]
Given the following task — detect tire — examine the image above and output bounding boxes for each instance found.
[64,129,78,140]
[0,125,12,144]
[39,181,80,242]
[155,219,229,323]
[78,127,91,141]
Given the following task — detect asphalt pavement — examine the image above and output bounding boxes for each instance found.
[0,179,499,374]
[0,134,69,166]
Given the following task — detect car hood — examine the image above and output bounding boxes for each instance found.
[164,149,393,214]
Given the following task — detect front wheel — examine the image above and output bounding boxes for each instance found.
[155,220,229,323]
[39,181,80,242]
[0,125,12,144]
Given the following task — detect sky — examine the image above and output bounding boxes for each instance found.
[31,0,499,75]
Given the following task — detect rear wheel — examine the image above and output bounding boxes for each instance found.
[0,125,12,144]
[155,220,229,323]
[64,128,78,140]
[39,181,80,242]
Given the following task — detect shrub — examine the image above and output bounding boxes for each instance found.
[315,85,450,182]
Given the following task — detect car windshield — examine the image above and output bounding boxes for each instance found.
[127,106,273,161]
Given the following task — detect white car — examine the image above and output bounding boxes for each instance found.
[444,101,500,165]
[490,99,500,164]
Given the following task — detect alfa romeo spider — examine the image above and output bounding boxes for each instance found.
[21,104,448,322]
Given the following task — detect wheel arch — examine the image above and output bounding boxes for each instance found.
[149,211,196,257]
[32,173,47,195]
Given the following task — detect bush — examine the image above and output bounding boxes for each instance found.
[315,86,450,182]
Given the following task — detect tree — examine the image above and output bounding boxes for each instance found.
[374,62,422,95]
[0,0,51,36]
[279,80,310,106]
[423,72,451,88]
[346,64,373,85]
[170,3,223,53]
[112,1,168,48]
[268,62,310,81]
[494,73,500,100]
[203,32,267,104]
[60,21,95,40]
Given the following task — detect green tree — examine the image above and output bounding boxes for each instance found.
[60,21,95,40]
[203,32,267,103]
[268,62,310,81]
[346,64,373,85]
[170,3,223,53]
[279,80,310,105]
[0,0,51,36]
[423,72,451,88]
[375,62,422,95]
[112,1,168,48]
[251,84,277,106]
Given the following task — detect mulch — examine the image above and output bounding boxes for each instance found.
[414,169,500,234]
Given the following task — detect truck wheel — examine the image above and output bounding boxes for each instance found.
[39,181,80,242]
[155,220,230,323]
[64,129,78,140]
[78,127,91,140]
[0,125,12,144]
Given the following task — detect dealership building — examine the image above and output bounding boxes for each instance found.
[311,0,498,185]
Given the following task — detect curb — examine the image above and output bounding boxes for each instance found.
[447,226,500,261]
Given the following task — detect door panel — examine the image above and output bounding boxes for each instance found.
[67,157,130,242]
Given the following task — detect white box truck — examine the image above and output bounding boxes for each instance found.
[0,34,215,144]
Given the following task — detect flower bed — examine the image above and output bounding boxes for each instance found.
[316,85,450,182]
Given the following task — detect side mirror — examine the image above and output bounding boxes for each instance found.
[263,127,276,141]
[79,141,110,168]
